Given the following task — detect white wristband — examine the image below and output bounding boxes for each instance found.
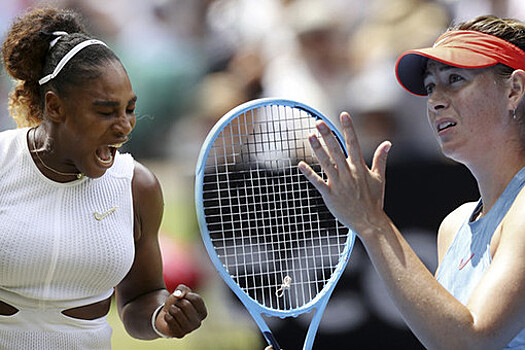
[151,304,171,338]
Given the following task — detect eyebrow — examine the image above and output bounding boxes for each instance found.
[93,95,138,107]
[423,65,456,80]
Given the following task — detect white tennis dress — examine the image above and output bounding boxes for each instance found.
[0,128,135,349]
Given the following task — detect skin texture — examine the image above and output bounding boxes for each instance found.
[297,62,525,349]
[18,60,207,339]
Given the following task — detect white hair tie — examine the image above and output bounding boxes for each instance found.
[39,38,108,85]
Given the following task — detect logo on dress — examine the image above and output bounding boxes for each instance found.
[94,206,118,221]
[458,253,475,270]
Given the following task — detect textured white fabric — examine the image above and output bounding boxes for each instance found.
[0,128,136,349]
[0,309,112,349]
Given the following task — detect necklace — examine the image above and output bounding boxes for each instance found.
[30,127,84,180]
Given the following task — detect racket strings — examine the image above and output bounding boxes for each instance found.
[203,104,348,311]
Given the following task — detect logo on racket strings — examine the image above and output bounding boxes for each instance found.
[275,275,292,297]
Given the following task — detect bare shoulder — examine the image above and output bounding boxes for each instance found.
[131,161,164,240]
[499,186,525,243]
[132,161,161,192]
[132,161,164,205]
[437,201,478,264]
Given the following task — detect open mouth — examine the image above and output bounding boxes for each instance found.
[95,143,123,166]
[437,121,457,132]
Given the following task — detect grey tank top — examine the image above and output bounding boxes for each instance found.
[436,167,525,349]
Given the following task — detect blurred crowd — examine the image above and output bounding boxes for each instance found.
[1,0,525,165]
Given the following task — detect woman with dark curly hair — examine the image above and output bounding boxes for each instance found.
[0,7,206,349]
[298,15,525,349]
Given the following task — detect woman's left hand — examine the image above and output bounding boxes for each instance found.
[154,284,208,338]
[298,112,391,236]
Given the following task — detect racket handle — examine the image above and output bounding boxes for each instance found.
[263,331,281,350]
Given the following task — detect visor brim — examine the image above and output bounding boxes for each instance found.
[395,47,499,96]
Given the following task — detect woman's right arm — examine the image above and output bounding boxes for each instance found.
[298,112,525,349]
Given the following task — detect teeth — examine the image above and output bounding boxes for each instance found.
[438,121,456,131]
[96,152,113,165]
[96,142,123,166]
[109,143,124,149]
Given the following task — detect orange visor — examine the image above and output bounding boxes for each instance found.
[395,30,525,96]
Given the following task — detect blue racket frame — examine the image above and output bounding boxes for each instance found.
[195,98,356,350]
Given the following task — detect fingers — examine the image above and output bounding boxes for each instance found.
[371,141,391,180]
[310,112,366,175]
[297,111,390,231]
[298,161,328,195]
[163,285,208,338]
[180,288,208,321]
[172,284,189,298]
[340,112,371,173]
[164,300,198,338]
[305,133,339,180]
[300,112,363,191]
[314,119,349,176]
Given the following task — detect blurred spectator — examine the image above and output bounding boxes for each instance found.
[261,0,355,126]
[55,0,120,40]
[348,0,450,72]
[168,71,249,172]
[112,0,210,159]
[346,60,443,163]
[444,0,525,21]
[346,62,404,163]
[346,0,450,162]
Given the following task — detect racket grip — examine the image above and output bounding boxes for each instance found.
[263,331,281,350]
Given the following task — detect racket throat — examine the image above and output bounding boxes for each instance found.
[263,331,282,350]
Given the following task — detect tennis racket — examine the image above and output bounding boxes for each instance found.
[195,98,355,350]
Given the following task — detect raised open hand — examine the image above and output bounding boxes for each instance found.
[298,112,391,236]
